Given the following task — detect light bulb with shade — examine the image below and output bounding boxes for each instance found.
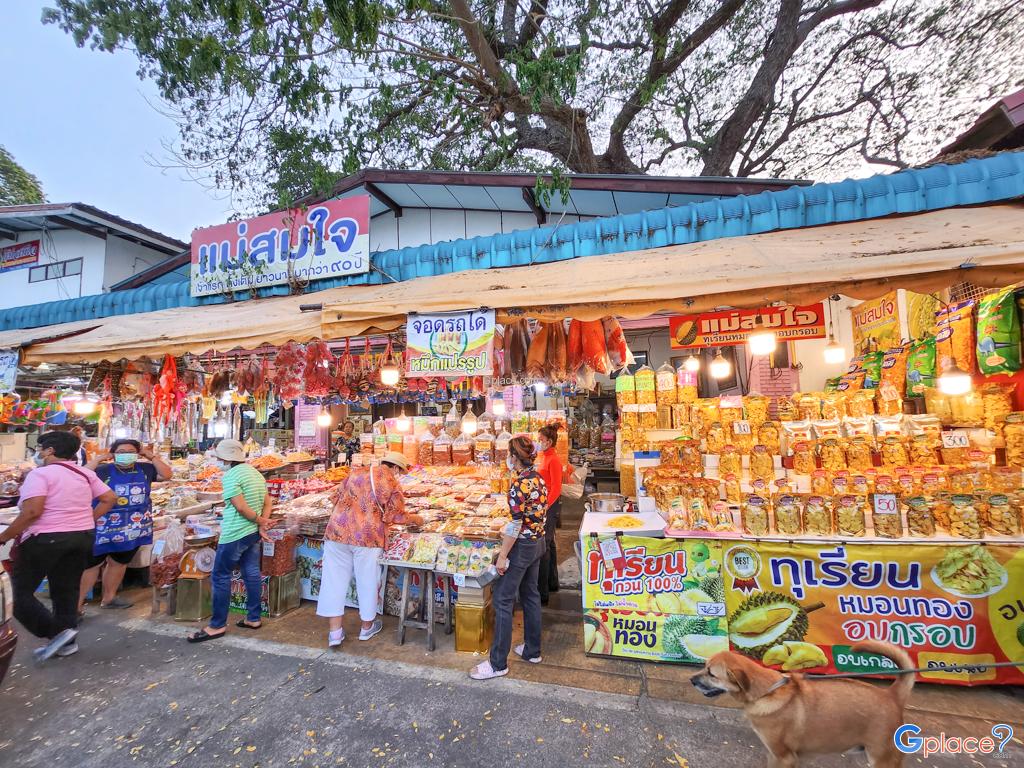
[491,397,506,416]
[938,362,973,396]
[683,354,701,372]
[823,337,846,365]
[709,351,732,380]
[461,410,478,436]
[316,410,333,428]
[396,411,411,432]
[380,364,400,387]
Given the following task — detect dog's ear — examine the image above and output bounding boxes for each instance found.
[727,666,750,693]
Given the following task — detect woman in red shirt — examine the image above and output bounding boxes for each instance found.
[535,424,563,604]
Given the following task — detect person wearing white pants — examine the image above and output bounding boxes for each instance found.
[317,452,422,646]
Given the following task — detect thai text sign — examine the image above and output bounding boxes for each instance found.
[406,310,496,377]
[190,197,370,297]
[669,304,826,349]
[722,540,1024,686]
[1,240,40,273]
[851,291,900,351]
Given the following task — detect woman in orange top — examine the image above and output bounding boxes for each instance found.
[535,424,563,604]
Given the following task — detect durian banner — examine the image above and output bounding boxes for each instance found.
[723,540,1024,686]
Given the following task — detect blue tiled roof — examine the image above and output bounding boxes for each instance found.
[3,152,1023,333]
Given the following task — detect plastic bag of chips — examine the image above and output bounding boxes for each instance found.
[906,337,936,396]
[862,351,884,389]
[976,288,1021,375]
[935,300,976,375]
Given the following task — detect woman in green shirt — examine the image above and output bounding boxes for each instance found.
[188,440,273,642]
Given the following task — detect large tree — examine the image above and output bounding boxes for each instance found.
[0,146,45,206]
[44,1,1024,208]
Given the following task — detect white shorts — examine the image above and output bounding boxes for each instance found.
[316,540,383,623]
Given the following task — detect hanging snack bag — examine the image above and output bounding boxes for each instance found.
[906,337,937,396]
[861,351,884,389]
[880,343,910,400]
[935,300,976,375]
[976,288,1021,375]
[837,357,866,393]
[634,365,656,405]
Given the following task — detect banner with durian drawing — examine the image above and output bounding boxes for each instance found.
[723,540,1024,686]
[581,536,730,664]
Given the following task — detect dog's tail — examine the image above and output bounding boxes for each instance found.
[851,640,915,707]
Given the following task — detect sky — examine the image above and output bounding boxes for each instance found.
[0,2,233,242]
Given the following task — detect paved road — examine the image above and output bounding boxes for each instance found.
[0,611,1018,768]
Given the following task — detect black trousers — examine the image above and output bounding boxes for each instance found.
[538,500,561,603]
[10,530,93,639]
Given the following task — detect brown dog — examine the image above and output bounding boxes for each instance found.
[691,640,914,768]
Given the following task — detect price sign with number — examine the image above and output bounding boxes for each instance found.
[873,493,899,516]
[733,420,752,435]
[262,541,275,557]
[598,535,626,573]
[941,430,970,449]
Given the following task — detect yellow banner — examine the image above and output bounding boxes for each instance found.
[851,291,900,351]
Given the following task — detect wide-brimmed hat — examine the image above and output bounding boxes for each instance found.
[215,439,247,463]
[381,451,410,471]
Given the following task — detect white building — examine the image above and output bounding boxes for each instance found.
[0,203,186,311]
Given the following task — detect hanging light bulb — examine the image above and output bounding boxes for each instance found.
[461,409,478,436]
[823,335,846,365]
[212,419,229,438]
[938,361,972,395]
[396,408,411,433]
[491,393,507,416]
[316,408,333,428]
[220,389,234,406]
[73,399,96,415]
[533,381,547,395]
[747,314,777,356]
[380,362,400,387]
[709,349,732,380]
[683,354,701,372]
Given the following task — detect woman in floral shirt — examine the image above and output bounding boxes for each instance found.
[470,436,548,680]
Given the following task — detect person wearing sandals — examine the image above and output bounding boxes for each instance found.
[79,439,172,612]
[188,439,274,643]
[0,431,117,661]
[470,436,548,680]
[317,451,422,647]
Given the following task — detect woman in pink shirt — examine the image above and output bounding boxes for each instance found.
[0,431,116,661]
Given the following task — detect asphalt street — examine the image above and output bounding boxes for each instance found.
[0,610,1019,768]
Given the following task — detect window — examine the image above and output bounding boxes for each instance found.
[27,258,82,283]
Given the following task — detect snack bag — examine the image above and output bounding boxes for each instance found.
[880,343,910,399]
[774,494,803,536]
[976,288,1021,375]
[741,494,770,536]
[615,372,637,407]
[861,351,884,389]
[935,300,976,375]
[803,496,832,535]
[906,337,936,396]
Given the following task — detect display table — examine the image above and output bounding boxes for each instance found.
[579,510,1024,686]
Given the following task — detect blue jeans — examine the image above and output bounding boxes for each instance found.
[489,537,545,672]
[210,532,262,628]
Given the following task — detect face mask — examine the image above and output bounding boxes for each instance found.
[114,453,138,467]
[33,452,46,467]
[506,455,515,471]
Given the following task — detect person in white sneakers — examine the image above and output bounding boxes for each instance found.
[317,452,421,646]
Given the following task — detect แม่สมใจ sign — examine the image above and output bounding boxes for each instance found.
[582,535,729,664]
[669,304,826,349]
[851,291,900,351]
[1,240,40,273]
[722,540,1024,685]
[406,310,495,378]
[190,197,370,297]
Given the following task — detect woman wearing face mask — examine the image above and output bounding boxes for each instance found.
[334,420,360,465]
[534,424,563,605]
[470,436,548,680]
[0,431,117,661]
[80,439,172,612]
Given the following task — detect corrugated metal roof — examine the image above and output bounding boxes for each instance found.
[2,152,1023,334]
[0,203,186,253]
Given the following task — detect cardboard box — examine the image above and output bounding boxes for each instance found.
[455,602,493,654]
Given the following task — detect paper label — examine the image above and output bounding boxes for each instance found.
[942,430,970,449]
[262,542,275,557]
[872,493,899,516]
[732,420,752,435]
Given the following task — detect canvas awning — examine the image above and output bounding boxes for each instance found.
[10,202,1024,365]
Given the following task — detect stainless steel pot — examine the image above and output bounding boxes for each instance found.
[585,492,627,514]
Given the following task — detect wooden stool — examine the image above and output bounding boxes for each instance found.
[151,584,177,616]
[396,566,454,651]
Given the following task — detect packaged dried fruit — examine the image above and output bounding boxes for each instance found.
[749,445,775,484]
[791,441,816,475]
[843,417,873,441]
[820,392,847,420]
[875,391,903,417]
[834,494,867,537]
[923,387,954,425]
[909,435,939,466]
[722,473,742,503]
[872,414,905,439]
[758,422,781,454]
[744,395,770,429]
[850,473,870,496]
[980,384,1013,430]
[1004,413,1024,467]
[819,438,846,472]
[845,437,873,471]
[992,466,1021,493]
[797,392,823,421]
[846,390,876,418]
[776,395,798,422]
[676,438,702,473]
[720,404,743,430]
[433,433,453,466]
[870,493,903,538]
[706,422,727,454]
[418,434,435,466]
[880,343,910,400]
[615,372,637,407]
[940,445,969,465]
[897,473,918,497]
[677,369,699,403]
[634,366,657,405]
[742,494,770,536]
[718,445,742,477]
[670,404,690,430]
[687,495,712,532]
[908,413,942,444]
[710,500,735,532]
[935,299,976,376]
[451,435,474,465]
[832,474,850,495]
[950,391,984,427]
[655,363,677,405]
[640,408,659,430]
[812,419,842,441]
[732,427,754,455]
[904,496,936,537]
[982,493,1019,536]
[976,287,1021,375]
[774,494,802,536]
[803,496,832,535]
[880,436,909,466]
[875,473,896,494]
[921,472,945,496]
[811,470,831,495]
[948,494,983,538]
[781,420,813,453]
